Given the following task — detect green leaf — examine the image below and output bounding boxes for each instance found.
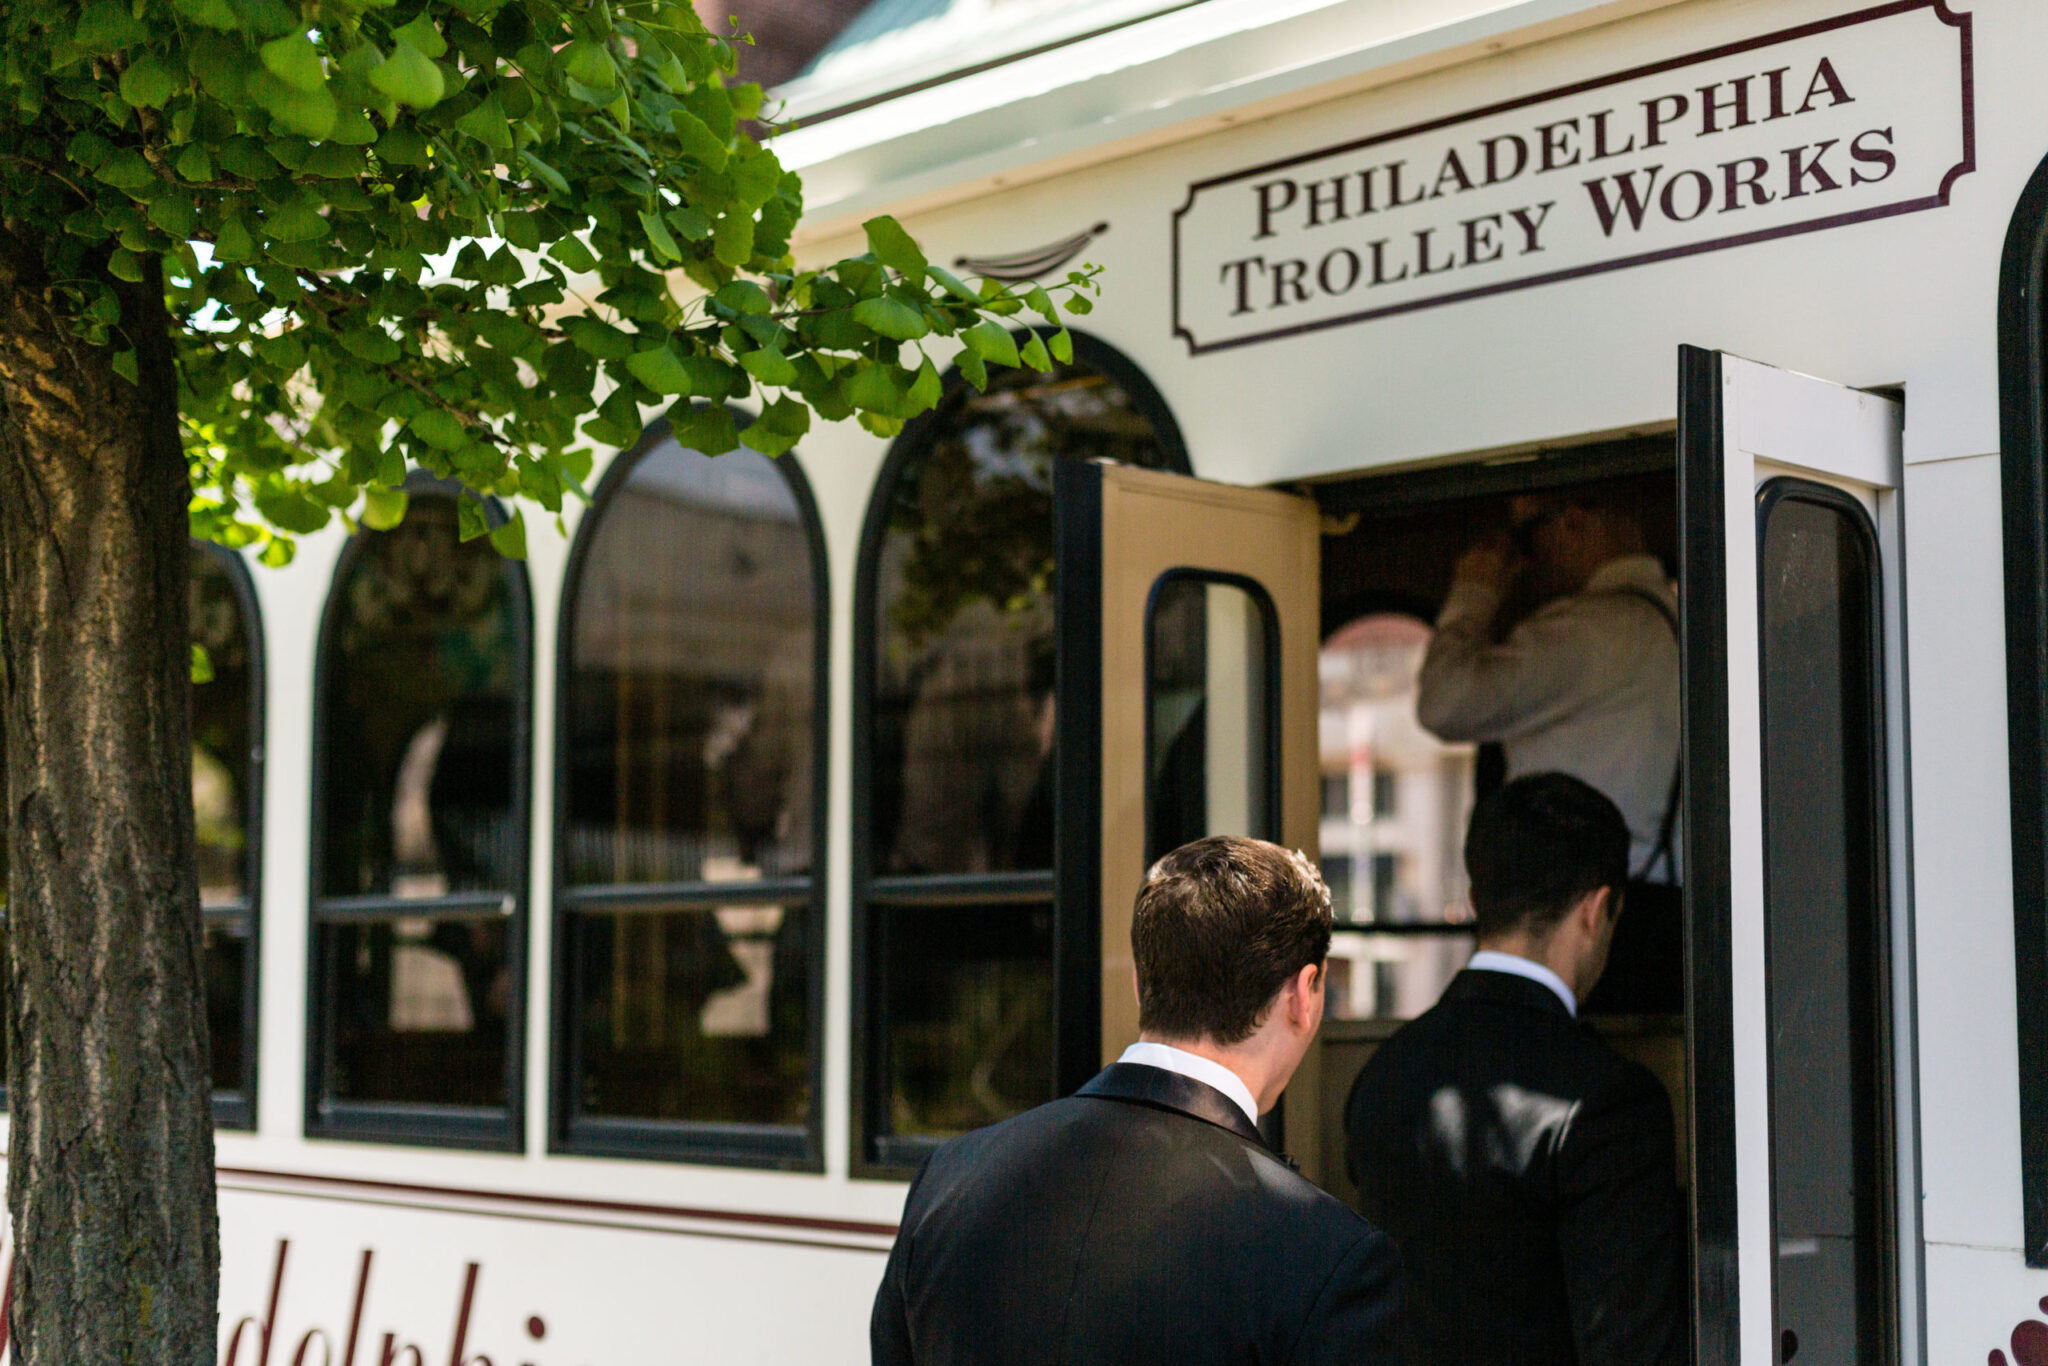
[254,486,332,534]
[625,345,691,394]
[961,319,1020,367]
[562,316,635,360]
[370,43,445,108]
[376,124,431,166]
[75,1,148,54]
[669,402,739,455]
[249,70,338,138]
[547,233,597,272]
[190,643,216,685]
[715,281,773,315]
[119,54,181,109]
[488,508,527,559]
[1049,327,1074,364]
[738,348,796,387]
[667,111,729,172]
[259,32,325,94]
[851,296,928,341]
[213,216,255,261]
[927,266,981,305]
[1023,284,1058,320]
[172,0,238,29]
[956,347,989,391]
[844,362,910,417]
[520,151,570,195]
[497,211,541,251]
[107,249,143,283]
[148,195,198,239]
[455,93,515,150]
[110,347,140,383]
[408,408,468,451]
[392,13,449,59]
[265,196,325,241]
[638,208,681,263]
[175,143,213,181]
[361,488,409,530]
[712,213,753,268]
[562,39,618,91]
[863,216,927,277]
[1019,331,1052,371]
[907,357,943,413]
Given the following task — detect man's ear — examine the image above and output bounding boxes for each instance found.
[1579,885,1615,933]
[1288,962,1323,1025]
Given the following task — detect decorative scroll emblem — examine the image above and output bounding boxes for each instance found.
[1171,0,1973,355]
[956,222,1110,282]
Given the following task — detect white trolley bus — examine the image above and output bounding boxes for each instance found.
[15,0,2048,1360]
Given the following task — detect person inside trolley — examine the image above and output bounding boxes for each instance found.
[1416,489,1681,1012]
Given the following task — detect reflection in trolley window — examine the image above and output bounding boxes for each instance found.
[0,544,265,1125]
[308,492,532,1148]
[854,335,1187,1170]
[553,424,826,1168]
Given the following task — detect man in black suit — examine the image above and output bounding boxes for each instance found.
[1345,773,1686,1366]
[872,836,1402,1365]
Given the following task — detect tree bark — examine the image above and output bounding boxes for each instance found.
[0,228,217,1362]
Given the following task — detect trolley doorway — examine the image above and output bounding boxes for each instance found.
[1050,347,1911,1366]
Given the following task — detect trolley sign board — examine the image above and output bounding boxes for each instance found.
[1170,1,1974,355]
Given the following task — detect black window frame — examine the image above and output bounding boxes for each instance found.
[851,329,1190,1177]
[1754,476,1898,1362]
[193,540,267,1131]
[304,479,535,1151]
[548,416,831,1171]
[2001,146,2048,1269]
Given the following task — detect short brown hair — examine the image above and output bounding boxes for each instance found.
[1132,836,1333,1044]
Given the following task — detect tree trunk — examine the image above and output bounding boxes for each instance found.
[0,228,218,1362]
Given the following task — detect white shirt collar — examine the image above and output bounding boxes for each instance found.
[1116,1041,1260,1126]
[1584,553,1671,596]
[1467,950,1579,1018]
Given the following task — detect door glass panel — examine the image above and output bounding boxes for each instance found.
[1758,485,1891,1366]
[1145,576,1275,863]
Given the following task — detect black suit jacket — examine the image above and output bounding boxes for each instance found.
[873,1062,1403,1365]
[1344,970,1686,1366]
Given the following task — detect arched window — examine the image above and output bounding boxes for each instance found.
[191,543,265,1127]
[0,544,265,1125]
[309,490,532,1148]
[855,334,1188,1169]
[554,424,826,1166]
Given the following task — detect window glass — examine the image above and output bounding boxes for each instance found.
[573,903,810,1126]
[323,915,511,1108]
[319,498,521,900]
[1146,576,1274,863]
[559,434,820,1145]
[191,549,256,909]
[1759,489,1891,1364]
[1318,613,1476,1019]
[871,362,1177,877]
[312,497,526,1128]
[880,900,1054,1139]
[864,353,1180,1158]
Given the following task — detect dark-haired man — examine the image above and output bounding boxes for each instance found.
[872,836,1402,1366]
[1344,773,1686,1366]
